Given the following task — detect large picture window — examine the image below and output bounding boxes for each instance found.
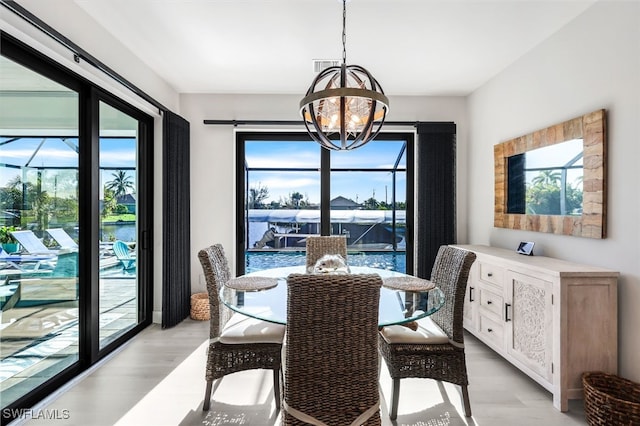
[236,132,413,275]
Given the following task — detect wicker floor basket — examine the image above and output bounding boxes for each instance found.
[190,293,210,321]
[583,372,640,425]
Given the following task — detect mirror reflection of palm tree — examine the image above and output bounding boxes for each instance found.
[531,170,561,186]
[105,170,135,198]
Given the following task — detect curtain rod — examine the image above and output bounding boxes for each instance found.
[203,120,419,127]
[1,0,169,113]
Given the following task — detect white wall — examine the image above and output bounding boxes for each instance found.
[179,94,468,293]
[468,1,640,381]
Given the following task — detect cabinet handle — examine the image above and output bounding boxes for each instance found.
[487,300,493,305]
[469,287,475,302]
[505,303,512,322]
[487,272,493,277]
[487,328,493,333]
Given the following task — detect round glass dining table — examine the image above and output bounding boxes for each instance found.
[219,266,445,326]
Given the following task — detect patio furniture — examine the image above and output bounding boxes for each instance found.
[46,228,78,249]
[198,244,284,412]
[0,246,56,273]
[283,273,382,425]
[304,235,347,272]
[10,230,58,255]
[378,245,477,419]
[113,240,136,270]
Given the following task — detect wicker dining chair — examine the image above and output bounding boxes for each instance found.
[305,235,348,272]
[378,245,477,419]
[198,244,285,411]
[283,273,382,425]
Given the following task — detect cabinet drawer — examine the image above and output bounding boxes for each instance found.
[478,314,504,348]
[479,286,503,319]
[479,262,504,286]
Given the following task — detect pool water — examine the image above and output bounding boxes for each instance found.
[245,250,406,274]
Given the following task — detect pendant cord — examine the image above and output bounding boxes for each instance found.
[342,0,347,65]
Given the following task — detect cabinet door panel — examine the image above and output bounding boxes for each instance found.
[505,270,553,382]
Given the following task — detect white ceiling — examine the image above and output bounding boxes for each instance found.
[33,1,600,96]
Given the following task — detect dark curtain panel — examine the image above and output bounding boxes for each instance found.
[162,111,191,328]
[415,122,456,279]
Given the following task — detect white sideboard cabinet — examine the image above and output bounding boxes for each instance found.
[453,244,618,411]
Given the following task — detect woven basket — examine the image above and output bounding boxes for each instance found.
[190,293,210,321]
[583,372,640,425]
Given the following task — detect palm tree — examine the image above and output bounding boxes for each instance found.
[531,170,561,186]
[248,183,269,209]
[105,170,135,198]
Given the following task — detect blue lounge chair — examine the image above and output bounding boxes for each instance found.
[113,240,136,270]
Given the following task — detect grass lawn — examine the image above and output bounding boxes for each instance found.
[102,214,136,222]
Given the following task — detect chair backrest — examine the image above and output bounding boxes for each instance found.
[46,228,78,249]
[428,246,476,344]
[197,244,233,339]
[10,230,53,254]
[305,235,347,271]
[112,240,132,259]
[284,273,381,425]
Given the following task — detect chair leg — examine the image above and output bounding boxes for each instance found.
[461,385,472,417]
[203,380,213,411]
[390,378,400,420]
[273,367,281,411]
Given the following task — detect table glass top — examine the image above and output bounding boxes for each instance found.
[219,266,445,326]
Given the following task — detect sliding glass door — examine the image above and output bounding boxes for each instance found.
[1,33,153,419]
[98,101,139,349]
[0,54,80,409]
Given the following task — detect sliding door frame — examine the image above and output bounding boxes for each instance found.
[1,32,153,418]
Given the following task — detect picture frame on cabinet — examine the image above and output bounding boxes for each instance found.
[516,241,535,256]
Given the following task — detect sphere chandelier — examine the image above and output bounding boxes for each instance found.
[300,0,389,151]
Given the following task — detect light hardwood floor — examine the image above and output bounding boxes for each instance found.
[17,319,587,426]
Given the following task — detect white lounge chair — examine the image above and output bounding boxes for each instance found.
[46,228,78,249]
[0,246,56,272]
[10,230,58,255]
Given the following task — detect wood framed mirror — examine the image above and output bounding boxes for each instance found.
[494,109,607,238]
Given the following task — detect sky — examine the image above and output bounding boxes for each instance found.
[524,138,583,187]
[0,137,137,199]
[245,138,408,206]
[1,136,408,205]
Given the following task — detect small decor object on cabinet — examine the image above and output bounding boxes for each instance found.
[583,371,640,425]
[190,293,210,321]
[516,241,535,256]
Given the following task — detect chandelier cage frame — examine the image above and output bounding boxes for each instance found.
[299,0,389,151]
